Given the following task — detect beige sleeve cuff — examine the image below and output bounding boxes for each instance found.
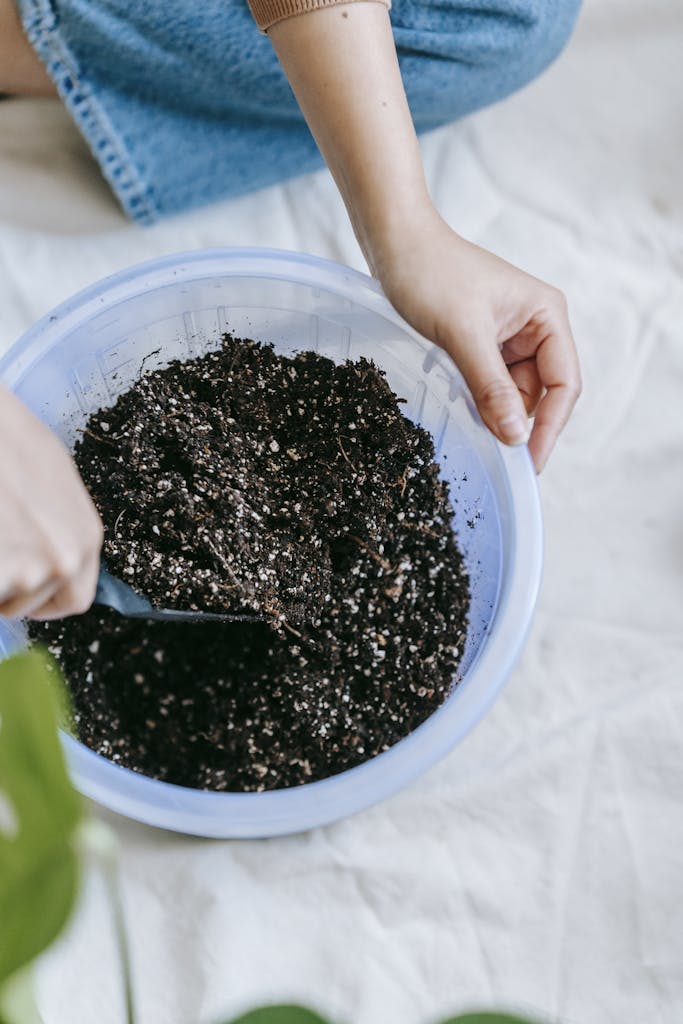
[248,0,391,33]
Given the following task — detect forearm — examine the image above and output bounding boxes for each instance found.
[268,4,580,470]
[269,4,433,274]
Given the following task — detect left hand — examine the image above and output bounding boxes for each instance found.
[374,207,582,472]
[269,6,580,471]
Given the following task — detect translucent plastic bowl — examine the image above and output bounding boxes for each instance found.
[0,248,542,838]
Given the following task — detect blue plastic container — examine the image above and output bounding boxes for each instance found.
[0,248,542,837]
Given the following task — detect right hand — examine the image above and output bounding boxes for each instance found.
[0,384,103,620]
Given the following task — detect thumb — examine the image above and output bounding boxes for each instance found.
[449,333,530,447]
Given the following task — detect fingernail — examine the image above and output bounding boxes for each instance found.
[498,414,530,445]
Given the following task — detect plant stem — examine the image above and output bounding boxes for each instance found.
[102,853,136,1024]
[78,821,137,1024]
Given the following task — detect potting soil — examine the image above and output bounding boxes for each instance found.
[30,336,470,791]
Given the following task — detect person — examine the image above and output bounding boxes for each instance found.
[0,0,582,621]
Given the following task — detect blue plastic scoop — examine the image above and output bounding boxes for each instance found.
[94,564,264,624]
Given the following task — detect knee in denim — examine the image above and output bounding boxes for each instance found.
[509,0,582,78]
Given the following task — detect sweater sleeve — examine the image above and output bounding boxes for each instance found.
[248,0,391,33]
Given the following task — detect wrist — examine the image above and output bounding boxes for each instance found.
[361,200,456,283]
[352,185,435,277]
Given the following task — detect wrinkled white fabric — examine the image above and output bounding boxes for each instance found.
[1,0,682,1021]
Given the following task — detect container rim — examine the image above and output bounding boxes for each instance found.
[0,247,543,838]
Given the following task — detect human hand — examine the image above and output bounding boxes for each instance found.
[269,5,579,469]
[374,209,581,472]
[0,385,103,620]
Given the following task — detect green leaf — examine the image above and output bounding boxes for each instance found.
[0,966,42,1024]
[437,1015,542,1024]
[222,1007,332,1024]
[0,649,83,987]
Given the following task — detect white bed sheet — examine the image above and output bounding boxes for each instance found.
[1,0,682,1021]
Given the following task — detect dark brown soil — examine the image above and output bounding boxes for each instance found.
[30,336,470,791]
